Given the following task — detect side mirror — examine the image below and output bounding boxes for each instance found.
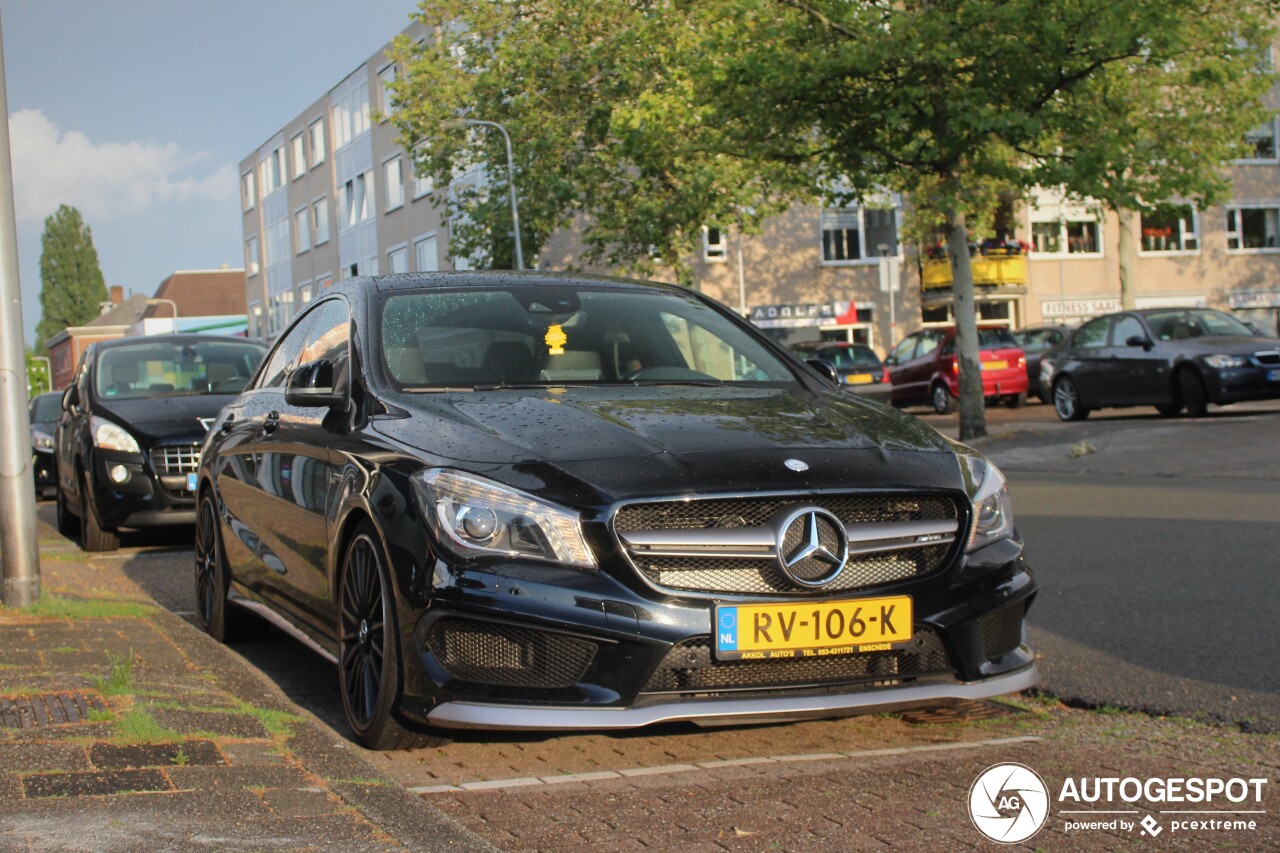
[62,385,79,411]
[884,356,898,367]
[805,358,839,386]
[1125,334,1153,350]
[285,358,347,408]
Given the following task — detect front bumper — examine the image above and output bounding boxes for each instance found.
[1204,366,1280,405]
[32,448,55,490]
[89,449,197,529]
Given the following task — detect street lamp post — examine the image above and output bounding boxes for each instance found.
[440,118,524,270]
[32,355,51,393]
[146,298,179,333]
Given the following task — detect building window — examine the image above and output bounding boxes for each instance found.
[415,234,438,272]
[703,226,727,262]
[338,172,374,230]
[291,133,306,179]
[317,274,333,290]
[332,81,370,149]
[313,198,330,245]
[294,208,310,254]
[412,166,434,200]
[1140,206,1198,253]
[298,282,313,307]
[1240,119,1278,161]
[378,64,397,117]
[821,206,900,263]
[263,218,291,267]
[388,245,408,274]
[248,302,262,338]
[1225,206,1280,251]
[261,145,285,195]
[309,119,326,166]
[245,236,260,276]
[384,157,404,211]
[1028,195,1103,256]
[241,170,256,212]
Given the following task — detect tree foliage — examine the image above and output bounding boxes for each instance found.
[390,0,1275,438]
[36,204,107,351]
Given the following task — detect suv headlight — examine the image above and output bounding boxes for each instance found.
[413,469,597,569]
[962,454,1014,552]
[91,417,140,453]
[31,431,54,450]
[1203,354,1247,369]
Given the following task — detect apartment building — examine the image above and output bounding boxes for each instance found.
[241,22,1280,351]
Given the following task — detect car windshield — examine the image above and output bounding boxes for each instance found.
[380,285,798,389]
[798,346,881,369]
[1145,309,1255,340]
[95,340,267,399]
[30,393,61,423]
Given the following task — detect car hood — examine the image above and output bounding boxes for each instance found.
[1170,336,1280,356]
[372,385,962,503]
[94,394,239,445]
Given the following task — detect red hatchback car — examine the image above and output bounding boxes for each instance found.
[886,326,1028,413]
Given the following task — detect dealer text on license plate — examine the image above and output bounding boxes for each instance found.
[714,596,912,660]
[982,360,1008,371]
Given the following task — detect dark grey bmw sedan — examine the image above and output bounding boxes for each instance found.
[195,272,1037,749]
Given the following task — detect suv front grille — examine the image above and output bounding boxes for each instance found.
[641,626,953,695]
[615,494,962,595]
[150,444,201,475]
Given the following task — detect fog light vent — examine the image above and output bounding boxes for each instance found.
[979,603,1025,660]
[426,619,596,689]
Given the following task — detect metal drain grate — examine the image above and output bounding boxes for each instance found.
[897,700,1020,725]
[0,692,108,728]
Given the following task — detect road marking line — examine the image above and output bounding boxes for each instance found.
[413,735,1045,795]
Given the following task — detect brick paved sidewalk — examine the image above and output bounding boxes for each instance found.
[0,530,491,852]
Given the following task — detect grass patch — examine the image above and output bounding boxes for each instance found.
[86,708,114,723]
[92,649,134,696]
[113,709,181,745]
[19,595,156,620]
[184,700,304,740]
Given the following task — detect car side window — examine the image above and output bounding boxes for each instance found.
[1072,317,1109,349]
[256,314,316,390]
[916,331,943,359]
[1111,315,1146,346]
[297,299,351,367]
[888,335,916,363]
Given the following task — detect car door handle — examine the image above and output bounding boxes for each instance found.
[262,411,280,435]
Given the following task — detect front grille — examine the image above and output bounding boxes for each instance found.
[425,618,596,689]
[150,444,200,475]
[980,603,1024,660]
[641,626,953,695]
[615,494,960,594]
[1254,350,1280,366]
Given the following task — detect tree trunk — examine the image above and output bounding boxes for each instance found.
[945,206,987,441]
[1117,206,1137,310]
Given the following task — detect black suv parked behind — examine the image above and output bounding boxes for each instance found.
[56,334,266,551]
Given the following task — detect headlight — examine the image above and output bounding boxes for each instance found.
[1204,354,1247,369]
[31,432,54,450]
[91,417,141,453]
[962,455,1014,552]
[412,469,596,569]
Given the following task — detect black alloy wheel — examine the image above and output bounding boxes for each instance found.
[194,491,254,642]
[337,522,442,750]
[76,469,119,552]
[931,384,956,415]
[1053,376,1090,422]
[1178,369,1209,418]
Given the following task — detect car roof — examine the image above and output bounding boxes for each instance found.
[344,270,690,296]
[93,333,265,351]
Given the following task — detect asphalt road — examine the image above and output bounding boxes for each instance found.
[57,398,1280,739]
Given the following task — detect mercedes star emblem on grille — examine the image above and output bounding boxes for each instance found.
[775,507,849,587]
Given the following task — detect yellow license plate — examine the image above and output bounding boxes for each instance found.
[982,360,1008,370]
[714,596,912,661]
[845,373,874,385]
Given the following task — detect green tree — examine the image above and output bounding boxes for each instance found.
[36,204,107,351]
[391,0,1275,439]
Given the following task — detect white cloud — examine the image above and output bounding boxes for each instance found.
[7,109,235,224]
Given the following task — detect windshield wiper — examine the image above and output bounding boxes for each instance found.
[628,379,724,387]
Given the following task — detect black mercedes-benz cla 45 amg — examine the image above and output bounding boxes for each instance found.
[195,273,1037,749]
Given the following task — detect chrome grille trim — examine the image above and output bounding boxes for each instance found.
[619,518,958,561]
[1254,350,1280,366]
[150,444,201,475]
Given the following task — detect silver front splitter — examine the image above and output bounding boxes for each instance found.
[427,664,1038,731]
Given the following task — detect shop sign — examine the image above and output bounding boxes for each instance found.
[750,301,872,329]
[1041,298,1121,318]
[1227,290,1280,309]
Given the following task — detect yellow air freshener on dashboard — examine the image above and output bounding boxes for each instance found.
[545,324,567,356]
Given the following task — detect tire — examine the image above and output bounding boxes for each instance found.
[931,383,955,415]
[1052,376,1090,422]
[56,482,79,539]
[338,521,445,750]
[1155,402,1182,418]
[1178,369,1208,418]
[1004,392,1027,409]
[194,490,256,643]
[77,469,119,552]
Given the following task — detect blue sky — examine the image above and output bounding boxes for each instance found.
[2,0,419,341]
